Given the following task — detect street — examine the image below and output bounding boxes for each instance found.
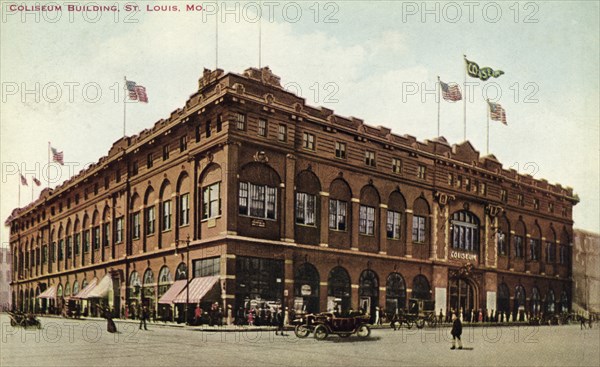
[1,314,598,366]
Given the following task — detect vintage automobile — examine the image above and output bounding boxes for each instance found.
[292,312,318,338]
[7,311,41,328]
[311,312,371,340]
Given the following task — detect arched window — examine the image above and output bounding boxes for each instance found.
[529,224,541,261]
[238,162,280,220]
[129,271,141,299]
[64,282,71,297]
[386,273,406,314]
[514,285,526,316]
[327,266,351,313]
[514,221,526,259]
[175,263,187,280]
[546,289,555,313]
[328,178,351,232]
[157,266,172,298]
[294,263,320,314]
[200,164,222,220]
[412,275,431,300]
[295,171,320,226]
[72,280,80,296]
[412,198,430,244]
[497,216,510,256]
[451,211,480,252]
[387,191,406,241]
[531,287,541,316]
[560,290,569,312]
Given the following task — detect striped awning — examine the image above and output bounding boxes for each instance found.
[158,280,187,304]
[87,275,112,298]
[71,278,98,300]
[37,285,57,299]
[173,276,220,304]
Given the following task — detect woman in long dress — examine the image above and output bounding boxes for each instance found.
[100,305,117,333]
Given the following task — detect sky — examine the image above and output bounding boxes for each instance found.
[1,1,599,248]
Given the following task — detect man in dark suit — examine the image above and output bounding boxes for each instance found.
[451,313,463,350]
[139,305,149,330]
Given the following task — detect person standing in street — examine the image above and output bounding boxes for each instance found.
[274,307,286,336]
[139,305,149,330]
[450,313,463,350]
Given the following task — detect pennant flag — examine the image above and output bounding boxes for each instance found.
[51,146,64,165]
[465,58,504,81]
[488,101,507,125]
[20,174,28,186]
[440,80,462,101]
[126,80,149,103]
[32,177,42,186]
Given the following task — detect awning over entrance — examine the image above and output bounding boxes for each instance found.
[37,286,57,299]
[158,280,187,304]
[87,275,112,299]
[71,278,98,300]
[172,276,220,304]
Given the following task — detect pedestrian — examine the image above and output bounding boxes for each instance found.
[374,307,380,326]
[450,313,463,350]
[580,314,587,330]
[194,304,202,325]
[248,308,255,326]
[139,305,149,330]
[226,305,233,326]
[100,305,117,333]
[275,307,286,336]
[439,309,444,324]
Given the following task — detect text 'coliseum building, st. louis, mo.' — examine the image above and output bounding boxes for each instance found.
[6,67,578,322]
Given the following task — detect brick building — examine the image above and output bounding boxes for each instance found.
[6,67,578,321]
[0,247,12,311]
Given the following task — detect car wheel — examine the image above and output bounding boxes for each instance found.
[416,319,425,329]
[294,324,310,338]
[356,324,371,338]
[314,325,328,340]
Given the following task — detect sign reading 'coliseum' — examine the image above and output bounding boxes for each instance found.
[450,251,477,261]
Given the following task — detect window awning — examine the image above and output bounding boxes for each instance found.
[87,275,112,298]
[71,278,98,300]
[173,276,220,304]
[158,280,187,304]
[37,285,57,299]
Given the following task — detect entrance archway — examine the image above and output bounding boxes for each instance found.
[449,277,477,316]
[327,266,351,313]
[359,269,379,319]
[294,262,320,314]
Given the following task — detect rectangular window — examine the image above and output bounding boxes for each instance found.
[559,246,568,265]
[162,200,172,231]
[258,119,267,137]
[83,230,90,253]
[448,173,454,186]
[412,216,426,243]
[234,112,246,130]
[195,123,201,142]
[146,206,156,235]
[66,237,72,259]
[115,217,124,244]
[561,207,567,217]
[328,199,347,231]
[147,153,153,169]
[501,189,508,203]
[239,182,276,219]
[179,194,190,226]
[202,183,221,219]
[163,144,170,160]
[92,226,100,250]
[116,169,121,183]
[456,175,462,189]
[103,223,110,247]
[392,158,402,174]
[546,242,555,263]
[417,165,426,180]
[465,178,471,191]
[132,212,141,239]
[514,236,524,258]
[58,240,64,261]
[533,198,540,210]
[193,257,221,278]
[295,193,316,226]
[303,132,315,150]
[548,202,554,213]
[517,194,524,206]
[365,151,376,167]
[530,239,541,261]
[387,211,402,239]
[335,142,347,159]
[359,205,375,235]
[206,120,212,138]
[74,234,80,255]
[497,231,507,256]
[104,176,109,190]
[216,114,223,132]
[179,135,187,152]
[42,245,47,264]
[131,161,138,176]
[278,124,287,142]
[479,182,487,196]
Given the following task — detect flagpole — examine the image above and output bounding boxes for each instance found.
[123,76,127,137]
[437,76,441,137]
[463,55,467,141]
[486,99,490,155]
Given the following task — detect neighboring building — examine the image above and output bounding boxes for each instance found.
[5,67,578,321]
[0,247,12,311]
[573,229,600,313]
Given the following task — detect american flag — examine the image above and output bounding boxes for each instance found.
[126,80,148,103]
[51,146,64,165]
[488,101,508,125]
[20,174,28,186]
[440,80,462,102]
[32,177,42,186]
